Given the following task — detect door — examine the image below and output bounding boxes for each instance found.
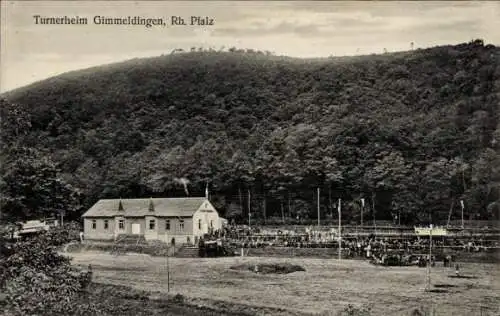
[131,223,141,234]
[202,222,209,234]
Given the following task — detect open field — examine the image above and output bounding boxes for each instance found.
[68,251,499,316]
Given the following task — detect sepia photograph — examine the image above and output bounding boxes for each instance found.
[1,1,499,315]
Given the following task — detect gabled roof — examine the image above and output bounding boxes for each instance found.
[81,197,209,218]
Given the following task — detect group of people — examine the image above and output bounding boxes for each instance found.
[216,225,499,257]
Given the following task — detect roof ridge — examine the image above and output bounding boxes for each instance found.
[82,197,213,218]
[98,197,206,201]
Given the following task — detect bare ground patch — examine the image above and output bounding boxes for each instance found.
[230,262,306,274]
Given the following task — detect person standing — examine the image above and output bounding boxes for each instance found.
[79,231,84,243]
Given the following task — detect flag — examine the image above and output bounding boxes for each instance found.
[361,198,365,208]
[205,183,209,199]
[338,198,341,213]
[460,200,465,210]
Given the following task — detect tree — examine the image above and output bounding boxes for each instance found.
[418,158,463,223]
[1,231,97,315]
[364,151,421,223]
[0,98,32,148]
[227,149,255,215]
[467,149,500,219]
[0,147,81,221]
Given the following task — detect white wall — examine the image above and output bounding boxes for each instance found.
[144,216,159,240]
[192,200,220,237]
[154,234,192,245]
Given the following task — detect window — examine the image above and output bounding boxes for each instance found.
[149,219,155,230]
[118,220,125,230]
[92,220,96,229]
[210,220,213,228]
[104,220,109,230]
[198,219,202,230]
[165,219,171,230]
[179,220,184,230]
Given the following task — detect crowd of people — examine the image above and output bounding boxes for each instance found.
[208,224,500,259]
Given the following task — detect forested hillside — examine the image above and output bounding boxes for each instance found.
[1,39,499,225]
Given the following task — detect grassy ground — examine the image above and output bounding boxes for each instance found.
[68,251,499,316]
[76,282,258,316]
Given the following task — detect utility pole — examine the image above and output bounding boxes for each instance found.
[372,193,377,236]
[460,200,465,229]
[426,224,433,291]
[166,250,170,292]
[263,195,267,224]
[248,189,251,228]
[360,198,365,227]
[338,198,342,260]
[317,187,320,227]
[60,210,64,227]
[446,199,455,228]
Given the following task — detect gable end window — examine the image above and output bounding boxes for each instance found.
[118,220,125,230]
[179,220,184,230]
[149,219,155,230]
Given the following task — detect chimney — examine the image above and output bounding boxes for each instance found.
[149,197,155,212]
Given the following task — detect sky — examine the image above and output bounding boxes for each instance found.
[1,1,499,92]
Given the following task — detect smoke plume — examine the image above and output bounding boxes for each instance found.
[174,177,190,196]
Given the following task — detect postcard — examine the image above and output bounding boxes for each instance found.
[1,1,499,315]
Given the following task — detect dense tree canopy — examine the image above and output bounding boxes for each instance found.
[1,40,499,224]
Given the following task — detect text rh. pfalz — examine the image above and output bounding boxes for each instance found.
[171,16,215,26]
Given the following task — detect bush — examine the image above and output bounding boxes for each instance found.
[336,304,372,316]
[0,231,97,315]
[45,221,82,246]
[173,293,185,303]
